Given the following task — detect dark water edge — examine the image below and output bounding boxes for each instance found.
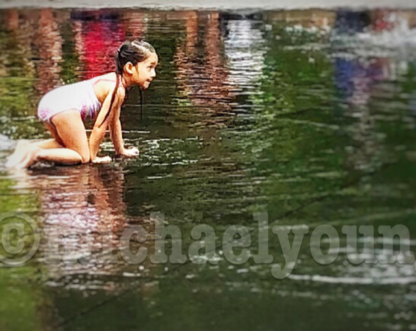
[1,7,416,331]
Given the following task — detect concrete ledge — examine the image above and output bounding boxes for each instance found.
[0,0,415,10]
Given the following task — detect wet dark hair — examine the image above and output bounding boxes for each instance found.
[99,40,156,127]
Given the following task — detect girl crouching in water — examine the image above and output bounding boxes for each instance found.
[6,40,158,168]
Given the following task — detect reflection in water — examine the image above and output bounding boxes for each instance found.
[122,11,147,40]
[1,6,416,331]
[0,10,40,143]
[72,10,125,79]
[27,165,157,290]
[5,9,19,31]
[174,12,236,127]
[332,10,416,171]
[223,16,266,90]
[36,9,64,94]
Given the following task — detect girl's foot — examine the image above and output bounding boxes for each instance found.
[14,145,42,169]
[5,140,30,168]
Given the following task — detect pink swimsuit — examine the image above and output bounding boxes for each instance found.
[37,77,102,123]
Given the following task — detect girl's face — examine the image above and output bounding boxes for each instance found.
[134,53,158,90]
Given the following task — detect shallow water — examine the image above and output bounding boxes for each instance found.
[1,7,416,331]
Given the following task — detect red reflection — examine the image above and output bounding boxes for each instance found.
[72,11,126,80]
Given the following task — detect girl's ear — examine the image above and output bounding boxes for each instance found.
[124,62,134,75]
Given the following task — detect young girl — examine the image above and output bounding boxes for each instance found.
[6,40,158,168]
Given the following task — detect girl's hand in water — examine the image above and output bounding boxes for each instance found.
[120,147,140,158]
[92,156,112,164]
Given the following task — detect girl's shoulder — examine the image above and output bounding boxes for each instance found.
[90,72,118,86]
[92,73,125,104]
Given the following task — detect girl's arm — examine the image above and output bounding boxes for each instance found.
[89,86,124,162]
[109,117,124,155]
[108,100,140,157]
[109,117,140,157]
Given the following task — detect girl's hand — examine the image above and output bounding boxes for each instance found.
[120,147,140,158]
[92,156,112,164]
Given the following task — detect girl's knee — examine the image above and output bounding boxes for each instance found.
[80,154,90,163]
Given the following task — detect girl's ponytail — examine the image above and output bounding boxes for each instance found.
[98,43,126,128]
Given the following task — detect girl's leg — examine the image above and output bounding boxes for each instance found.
[15,110,90,168]
[35,138,64,149]
[6,124,64,168]
[37,122,66,149]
